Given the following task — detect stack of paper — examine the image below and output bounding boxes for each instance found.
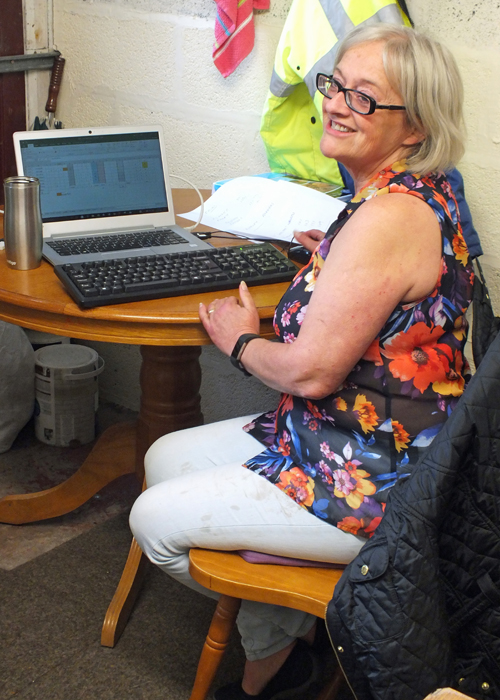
[180,176,347,244]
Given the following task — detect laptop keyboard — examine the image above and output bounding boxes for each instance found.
[54,242,298,308]
[46,228,187,256]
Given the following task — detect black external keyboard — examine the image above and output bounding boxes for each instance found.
[54,243,298,308]
[47,228,186,256]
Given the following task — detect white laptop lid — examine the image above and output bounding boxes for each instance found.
[13,125,177,240]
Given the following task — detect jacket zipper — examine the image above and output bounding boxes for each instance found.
[325,604,360,700]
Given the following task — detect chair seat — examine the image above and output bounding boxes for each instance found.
[189,549,345,620]
[188,549,347,700]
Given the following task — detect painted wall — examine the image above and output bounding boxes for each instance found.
[32,0,292,419]
[52,0,292,188]
[407,0,500,302]
[22,0,500,418]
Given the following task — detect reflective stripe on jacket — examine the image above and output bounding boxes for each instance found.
[260,0,410,185]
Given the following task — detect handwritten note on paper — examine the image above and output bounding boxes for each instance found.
[179,176,347,243]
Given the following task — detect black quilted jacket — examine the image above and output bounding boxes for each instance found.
[326,314,500,700]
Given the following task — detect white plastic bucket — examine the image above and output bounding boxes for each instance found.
[23,328,71,352]
[34,344,104,446]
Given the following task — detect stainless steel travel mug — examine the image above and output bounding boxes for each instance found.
[3,176,43,270]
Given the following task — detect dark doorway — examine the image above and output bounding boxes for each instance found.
[0,0,26,205]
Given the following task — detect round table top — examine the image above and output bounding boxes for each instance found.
[0,189,291,346]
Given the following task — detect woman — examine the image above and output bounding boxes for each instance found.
[130,24,473,700]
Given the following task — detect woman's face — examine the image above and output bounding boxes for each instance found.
[320,40,422,189]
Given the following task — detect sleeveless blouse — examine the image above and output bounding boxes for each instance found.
[243,162,474,539]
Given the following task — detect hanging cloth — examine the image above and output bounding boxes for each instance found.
[213,0,270,78]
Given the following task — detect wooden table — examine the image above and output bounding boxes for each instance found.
[0,189,291,646]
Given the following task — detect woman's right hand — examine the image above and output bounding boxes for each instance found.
[293,228,325,252]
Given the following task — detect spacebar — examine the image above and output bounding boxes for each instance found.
[124,279,178,293]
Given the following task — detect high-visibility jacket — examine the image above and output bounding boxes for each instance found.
[260,0,410,186]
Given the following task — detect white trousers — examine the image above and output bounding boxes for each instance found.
[129,415,365,660]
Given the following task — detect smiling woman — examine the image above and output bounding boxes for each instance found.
[328,23,465,176]
[130,24,474,700]
[318,39,424,192]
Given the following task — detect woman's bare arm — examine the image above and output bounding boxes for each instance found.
[200,194,441,398]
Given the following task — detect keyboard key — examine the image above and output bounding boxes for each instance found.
[124,279,178,293]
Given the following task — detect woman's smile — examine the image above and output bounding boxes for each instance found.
[329,120,355,134]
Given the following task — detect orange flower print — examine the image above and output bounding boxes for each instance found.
[391,420,410,452]
[365,516,383,537]
[382,322,447,393]
[452,231,469,266]
[306,401,323,420]
[337,515,383,537]
[353,394,379,433]
[277,467,315,508]
[278,393,294,416]
[362,339,383,366]
[337,516,363,535]
[395,186,426,203]
[388,183,424,201]
[334,397,347,411]
[352,168,396,202]
[333,465,376,509]
[277,433,291,457]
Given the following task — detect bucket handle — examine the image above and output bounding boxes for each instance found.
[61,356,105,381]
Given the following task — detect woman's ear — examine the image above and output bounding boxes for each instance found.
[403,124,425,148]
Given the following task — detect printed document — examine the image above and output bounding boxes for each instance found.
[180,176,346,243]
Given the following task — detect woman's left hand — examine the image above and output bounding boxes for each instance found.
[199,280,260,356]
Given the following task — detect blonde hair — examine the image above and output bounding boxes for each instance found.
[334,24,465,175]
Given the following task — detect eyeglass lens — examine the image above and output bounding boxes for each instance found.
[318,76,373,115]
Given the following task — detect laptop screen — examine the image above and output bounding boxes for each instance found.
[19,131,169,223]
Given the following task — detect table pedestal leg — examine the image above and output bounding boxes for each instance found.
[101,345,204,647]
[135,345,203,482]
[0,422,137,524]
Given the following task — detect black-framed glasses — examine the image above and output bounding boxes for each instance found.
[316,73,406,116]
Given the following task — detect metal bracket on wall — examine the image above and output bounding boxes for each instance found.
[0,50,61,74]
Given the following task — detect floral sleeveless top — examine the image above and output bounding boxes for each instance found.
[243,162,474,538]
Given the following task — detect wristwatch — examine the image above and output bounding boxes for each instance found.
[230,333,260,375]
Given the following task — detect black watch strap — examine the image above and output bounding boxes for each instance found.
[230,333,260,375]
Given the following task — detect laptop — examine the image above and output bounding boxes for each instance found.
[13,125,211,265]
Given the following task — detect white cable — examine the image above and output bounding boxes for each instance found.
[170,174,205,231]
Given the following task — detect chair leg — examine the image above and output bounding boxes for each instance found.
[316,665,345,700]
[189,595,242,700]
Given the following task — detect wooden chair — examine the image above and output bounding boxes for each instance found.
[187,548,346,700]
[424,691,474,700]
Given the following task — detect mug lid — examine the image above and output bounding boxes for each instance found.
[4,176,39,185]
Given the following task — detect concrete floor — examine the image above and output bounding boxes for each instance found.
[0,402,140,571]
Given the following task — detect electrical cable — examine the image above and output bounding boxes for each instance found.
[170,174,204,231]
[167,183,291,258]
